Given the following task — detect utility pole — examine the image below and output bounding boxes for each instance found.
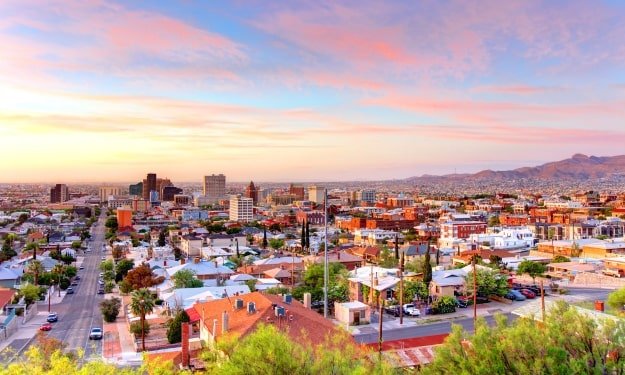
[472,257,477,334]
[540,279,545,323]
[378,295,384,355]
[399,253,404,325]
[323,188,329,318]
[48,286,51,312]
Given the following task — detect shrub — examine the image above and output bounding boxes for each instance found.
[431,296,457,315]
[130,321,150,336]
[100,297,121,322]
[166,309,190,344]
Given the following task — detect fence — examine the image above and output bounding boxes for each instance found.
[0,311,18,342]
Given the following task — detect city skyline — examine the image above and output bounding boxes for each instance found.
[3,1,625,183]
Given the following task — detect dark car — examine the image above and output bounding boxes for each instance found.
[71,281,78,286]
[97,288,105,295]
[456,298,468,308]
[75,275,81,281]
[384,305,401,317]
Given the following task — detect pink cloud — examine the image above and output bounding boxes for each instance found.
[0,0,245,88]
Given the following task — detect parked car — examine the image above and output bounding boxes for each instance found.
[71,281,78,286]
[79,266,84,270]
[89,327,103,340]
[384,305,401,317]
[456,298,468,308]
[66,287,74,294]
[402,304,421,317]
[101,257,106,261]
[457,295,490,305]
[46,313,58,322]
[97,288,105,295]
[507,289,526,301]
[74,275,81,280]
[39,323,52,331]
[520,289,536,299]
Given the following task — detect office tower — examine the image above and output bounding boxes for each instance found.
[229,195,253,222]
[142,173,157,200]
[50,184,70,203]
[99,186,121,203]
[203,174,226,202]
[357,189,376,204]
[289,183,305,201]
[162,186,183,201]
[308,185,325,204]
[157,178,173,198]
[245,181,258,205]
[129,182,143,196]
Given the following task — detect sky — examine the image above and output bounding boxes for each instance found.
[2,0,625,183]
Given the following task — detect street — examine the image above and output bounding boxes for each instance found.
[353,288,612,344]
[34,211,107,358]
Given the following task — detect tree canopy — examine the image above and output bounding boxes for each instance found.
[122,263,165,290]
[422,301,625,374]
[464,268,509,297]
[171,269,204,289]
[517,260,546,282]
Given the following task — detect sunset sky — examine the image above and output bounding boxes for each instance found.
[2,0,625,183]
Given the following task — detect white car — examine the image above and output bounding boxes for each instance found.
[89,327,103,340]
[402,304,421,317]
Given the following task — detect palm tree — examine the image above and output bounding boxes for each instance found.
[27,260,44,286]
[130,288,156,351]
[52,264,65,296]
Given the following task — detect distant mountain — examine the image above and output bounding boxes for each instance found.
[407,154,625,182]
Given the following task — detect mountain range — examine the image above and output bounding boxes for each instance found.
[407,154,625,182]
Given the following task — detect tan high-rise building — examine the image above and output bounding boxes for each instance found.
[50,184,70,203]
[99,186,121,203]
[203,174,226,202]
[308,185,325,204]
[229,195,253,222]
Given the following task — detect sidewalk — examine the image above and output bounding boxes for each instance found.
[0,289,67,354]
[102,295,142,366]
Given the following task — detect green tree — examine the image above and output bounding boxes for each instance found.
[300,221,306,251]
[464,268,509,297]
[268,238,284,250]
[100,297,122,322]
[71,240,82,249]
[403,280,429,302]
[423,248,432,284]
[27,260,44,286]
[430,295,457,314]
[607,287,625,311]
[115,258,135,282]
[517,260,546,283]
[293,263,349,304]
[166,309,190,344]
[245,279,257,292]
[157,229,166,247]
[552,255,570,263]
[488,215,500,227]
[20,283,41,305]
[130,288,156,352]
[100,259,114,272]
[171,269,204,289]
[105,216,118,231]
[379,247,398,268]
[129,321,151,336]
[422,301,625,375]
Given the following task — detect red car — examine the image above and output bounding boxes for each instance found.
[520,289,536,299]
[40,323,52,331]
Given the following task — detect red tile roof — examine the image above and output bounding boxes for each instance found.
[185,307,201,323]
[0,288,15,309]
[193,292,347,347]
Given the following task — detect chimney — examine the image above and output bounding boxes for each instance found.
[181,322,190,368]
[163,260,167,267]
[337,251,341,260]
[303,293,312,309]
[214,261,218,268]
[374,277,379,286]
[194,257,200,264]
[180,258,186,265]
[222,311,229,333]
[212,319,218,339]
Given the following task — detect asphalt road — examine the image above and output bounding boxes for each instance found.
[354,314,515,344]
[354,288,612,344]
[44,211,107,358]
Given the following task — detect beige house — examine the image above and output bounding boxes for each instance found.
[334,301,371,326]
